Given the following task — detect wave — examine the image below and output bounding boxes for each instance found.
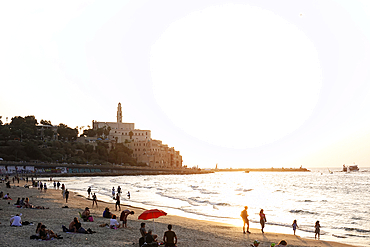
[289,209,318,215]
[344,228,370,233]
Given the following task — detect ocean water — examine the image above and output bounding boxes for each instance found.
[49,168,370,246]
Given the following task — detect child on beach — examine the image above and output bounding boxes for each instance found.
[292,220,298,235]
[315,221,320,239]
[92,193,98,208]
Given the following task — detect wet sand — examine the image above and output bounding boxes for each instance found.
[0,179,355,247]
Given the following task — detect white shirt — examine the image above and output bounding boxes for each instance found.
[110,218,119,227]
[10,215,22,226]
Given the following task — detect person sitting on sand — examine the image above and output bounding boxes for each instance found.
[81,207,91,222]
[144,229,159,247]
[39,225,60,240]
[24,197,32,208]
[139,223,147,246]
[109,215,120,229]
[140,223,147,237]
[36,222,43,237]
[163,224,177,247]
[120,209,134,228]
[3,192,11,200]
[20,198,25,207]
[103,207,112,218]
[66,217,81,232]
[10,214,22,226]
[14,198,21,205]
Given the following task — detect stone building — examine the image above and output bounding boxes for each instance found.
[92,103,182,168]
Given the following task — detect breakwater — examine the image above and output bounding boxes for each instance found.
[0,161,213,177]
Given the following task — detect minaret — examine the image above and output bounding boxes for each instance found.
[117,103,122,123]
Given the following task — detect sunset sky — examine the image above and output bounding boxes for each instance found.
[1,1,370,168]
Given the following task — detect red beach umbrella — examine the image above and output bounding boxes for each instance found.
[138,209,167,220]
[138,209,167,232]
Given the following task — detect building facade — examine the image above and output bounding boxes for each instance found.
[92,103,182,168]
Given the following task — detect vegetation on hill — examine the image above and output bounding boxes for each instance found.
[0,116,140,166]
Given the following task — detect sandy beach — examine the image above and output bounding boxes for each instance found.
[0,178,355,247]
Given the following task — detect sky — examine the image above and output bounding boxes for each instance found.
[1,0,370,168]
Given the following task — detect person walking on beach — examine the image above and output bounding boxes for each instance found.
[92,193,98,208]
[87,187,91,197]
[53,181,56,188]
[163,224,177,247]
[292,220,298,235]
[241,206,251,234]
[115,193,121,211]
[259,209,267,233]
[315,221,320,240]
[57,181,60,189]
[44,183,47,193]
[65,189,69,203]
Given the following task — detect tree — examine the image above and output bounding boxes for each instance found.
[40,119,52,125]
[57,123,78,141]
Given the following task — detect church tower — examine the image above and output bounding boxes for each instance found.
[117,102,122,123]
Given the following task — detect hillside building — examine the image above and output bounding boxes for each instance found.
[92,103,182,168]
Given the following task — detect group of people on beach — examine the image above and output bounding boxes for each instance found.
[241,205,322,245]
[139,222,177,247]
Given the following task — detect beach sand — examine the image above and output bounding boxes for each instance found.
[0,179,355,247]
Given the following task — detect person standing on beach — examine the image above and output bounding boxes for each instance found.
[87,187,91,197]
[259,209,267,233]
[65,189,69,203]
[44,183,47,193]
[315,221,320,240]
[92,193,98,208]
[53,181,56,189]
[115,193,121,211]
[112,187,115,198]
[57,181,60,189]
[292,220,298,235]
[241,206,251,234]
[163,224,177,247]
[120,209,134,228]
[127,191,130,199]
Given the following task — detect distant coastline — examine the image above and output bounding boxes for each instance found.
[213,167,310,172]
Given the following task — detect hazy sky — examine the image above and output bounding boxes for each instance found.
[1,1,370,168]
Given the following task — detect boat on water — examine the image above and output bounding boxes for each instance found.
[342,164,359,172]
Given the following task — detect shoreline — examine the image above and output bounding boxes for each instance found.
[0,179,356,247]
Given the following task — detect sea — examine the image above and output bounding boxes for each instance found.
[47,168,370,246]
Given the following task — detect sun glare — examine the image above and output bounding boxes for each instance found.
[150,4,322,149]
